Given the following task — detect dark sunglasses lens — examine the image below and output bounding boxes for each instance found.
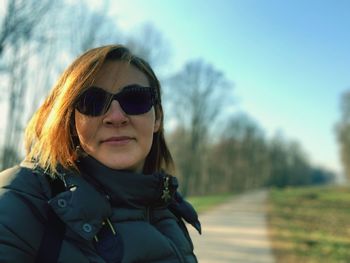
[76,88,110,116]
[118,89,153,115]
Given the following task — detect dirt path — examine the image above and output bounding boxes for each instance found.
[189,190,275,263]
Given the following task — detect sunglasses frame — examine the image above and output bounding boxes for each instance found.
[75,84,158,117]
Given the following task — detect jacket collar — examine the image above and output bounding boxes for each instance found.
[77,155,178,208]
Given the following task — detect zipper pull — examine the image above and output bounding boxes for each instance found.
[161,176,171,202]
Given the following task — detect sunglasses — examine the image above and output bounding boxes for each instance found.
[75,84,157,116]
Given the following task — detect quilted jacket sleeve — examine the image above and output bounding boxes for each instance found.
[0,165,50,263]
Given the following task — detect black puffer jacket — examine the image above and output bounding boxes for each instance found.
[0,156,200,263]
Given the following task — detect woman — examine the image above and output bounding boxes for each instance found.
[0,45,200,263]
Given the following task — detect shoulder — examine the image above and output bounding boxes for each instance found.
[0,163,51,261]
[168,192,201,234]
[0,161,52,230]
[0,162,51,201]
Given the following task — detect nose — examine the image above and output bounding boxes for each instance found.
[103,100,129,126]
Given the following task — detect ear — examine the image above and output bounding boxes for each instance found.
[154,117,161,133]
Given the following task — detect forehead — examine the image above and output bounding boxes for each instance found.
[93,60,150,93]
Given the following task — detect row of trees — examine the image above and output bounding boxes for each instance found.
[168,113,335,196]
[0,0,335,196]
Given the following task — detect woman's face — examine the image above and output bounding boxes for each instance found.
[75,60,161,172]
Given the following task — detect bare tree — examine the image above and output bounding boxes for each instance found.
[125,23,171,72]
[167,60,233,195]
[67,1,120,56]
[0,0,54,169]
[0,0,52,59]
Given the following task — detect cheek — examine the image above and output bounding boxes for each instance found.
[75,111,100,146]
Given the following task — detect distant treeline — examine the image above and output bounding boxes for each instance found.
[168,114,335,196]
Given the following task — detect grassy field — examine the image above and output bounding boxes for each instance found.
[187,193,232,214]
[267,185,350,263]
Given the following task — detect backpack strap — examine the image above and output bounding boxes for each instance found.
[93,219,123,263]
[34,168,123,263]
[35,174,66,263]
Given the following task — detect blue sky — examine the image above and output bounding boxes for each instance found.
[89,0,350,175]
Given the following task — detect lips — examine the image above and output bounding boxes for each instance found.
[101,136,134,145]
